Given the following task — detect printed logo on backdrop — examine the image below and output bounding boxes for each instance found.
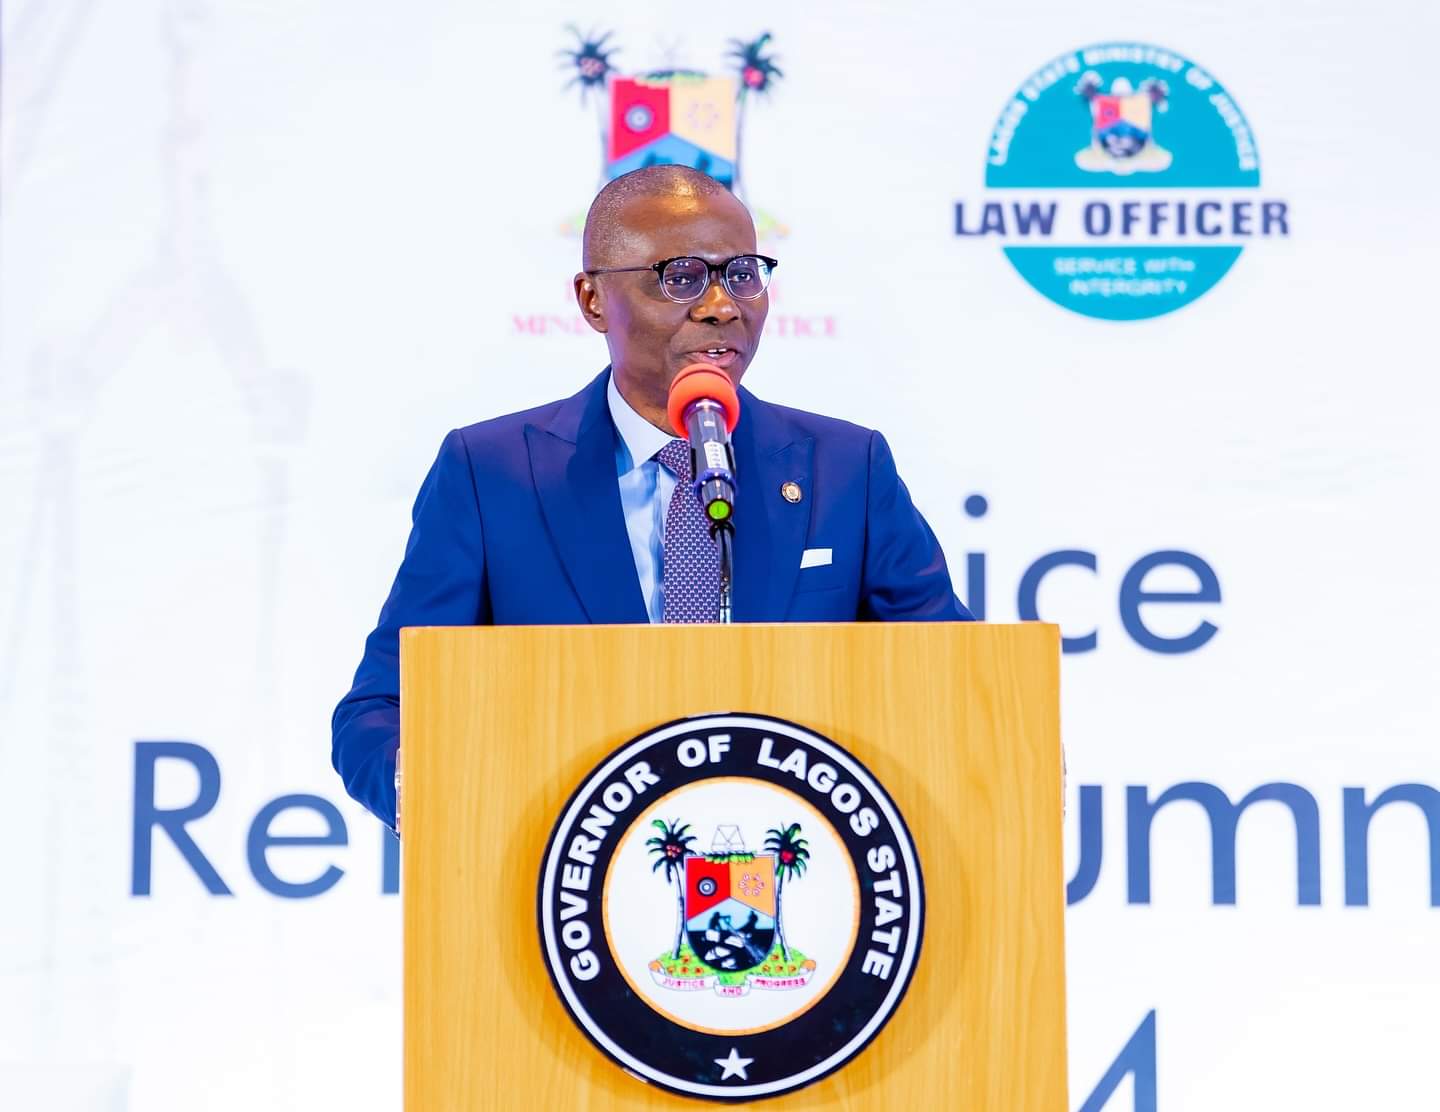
[559,28,787,238]
[955,43,1290,320]
[511,30,835,342]
[538,714,924,1101]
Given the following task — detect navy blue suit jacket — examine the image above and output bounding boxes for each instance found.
[333,369,971,827]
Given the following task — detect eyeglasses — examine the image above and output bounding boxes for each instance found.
[587,254,779,303]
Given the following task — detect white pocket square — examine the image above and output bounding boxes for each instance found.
[800,547,833,569]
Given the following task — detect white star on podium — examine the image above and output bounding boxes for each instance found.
[714,1046,754,1081]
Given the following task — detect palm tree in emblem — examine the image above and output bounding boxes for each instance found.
[646,818,696,959]
[764,822,809,961]
[726,32,783,202]
[558,26,621,186]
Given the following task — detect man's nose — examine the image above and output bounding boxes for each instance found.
[689,276,740,324]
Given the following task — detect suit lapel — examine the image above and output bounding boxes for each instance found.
[730,392,813,622]
[526,370,649,624]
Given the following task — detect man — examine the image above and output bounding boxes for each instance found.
[333,166,972,831]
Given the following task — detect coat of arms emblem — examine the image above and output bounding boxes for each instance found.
[1074,72,1173,174]
[608,76,738,187]
[646,820,816,995]
[538,714,924,1101]
[559,29,787,237]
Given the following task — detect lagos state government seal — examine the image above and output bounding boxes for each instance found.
[538,713,925,1101]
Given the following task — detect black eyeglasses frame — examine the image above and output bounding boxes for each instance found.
[585,254,780,303]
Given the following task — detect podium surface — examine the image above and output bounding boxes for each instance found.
[401,622,1066,1109]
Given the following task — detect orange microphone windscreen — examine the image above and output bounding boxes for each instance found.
[666,365,741,437]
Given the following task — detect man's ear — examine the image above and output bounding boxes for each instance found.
[574,273,607,334]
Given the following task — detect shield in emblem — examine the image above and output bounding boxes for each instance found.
[684,855,777,972]
[607,75,737,186]
[1090,92,1154,159]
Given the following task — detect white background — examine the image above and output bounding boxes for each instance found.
[1,1,1437,1109]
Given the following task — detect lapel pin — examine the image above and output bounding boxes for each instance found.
[780,481,802,504]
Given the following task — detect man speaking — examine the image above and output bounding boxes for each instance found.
[332,166,972,831]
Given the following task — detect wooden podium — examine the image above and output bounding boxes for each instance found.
[401,622,1066,1109]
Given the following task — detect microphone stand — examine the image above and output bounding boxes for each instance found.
[711,520,734,625]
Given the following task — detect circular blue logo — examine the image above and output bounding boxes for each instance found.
[959,43,1288,320]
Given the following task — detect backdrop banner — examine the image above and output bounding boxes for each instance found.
[2,2,1437,1110]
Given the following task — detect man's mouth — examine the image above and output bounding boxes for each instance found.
[685,346,741,370]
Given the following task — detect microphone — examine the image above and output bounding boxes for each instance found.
[666,364,741,525]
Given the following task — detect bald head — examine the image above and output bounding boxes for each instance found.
[582,166,750,270]
[573,164,767,432]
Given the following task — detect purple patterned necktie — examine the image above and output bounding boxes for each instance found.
[657,438,720,623]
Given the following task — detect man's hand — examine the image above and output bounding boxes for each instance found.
[394,749,402,837]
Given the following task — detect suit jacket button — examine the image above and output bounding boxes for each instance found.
[781,481,802,503]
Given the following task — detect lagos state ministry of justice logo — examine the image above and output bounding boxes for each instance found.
[954,42,1291,320]
[538,714,924,1101]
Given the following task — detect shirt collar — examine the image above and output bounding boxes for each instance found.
[607,369,675,476]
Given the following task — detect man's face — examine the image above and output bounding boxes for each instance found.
[575,188,768,427]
